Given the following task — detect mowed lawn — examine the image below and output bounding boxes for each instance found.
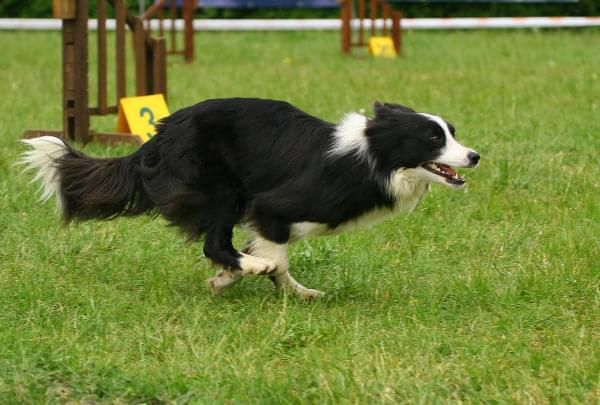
[1,28,599,403]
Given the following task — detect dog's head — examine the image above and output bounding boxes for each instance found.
[367,102,480,188]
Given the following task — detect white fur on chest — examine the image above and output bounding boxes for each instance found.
[290,170,428,241]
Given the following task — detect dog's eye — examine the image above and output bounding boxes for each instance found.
[430,135,443,143]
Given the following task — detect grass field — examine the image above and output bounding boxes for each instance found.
[1,28,600,403]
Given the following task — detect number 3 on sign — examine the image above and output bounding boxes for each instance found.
[139,107,156,139]
[116,94,170,143]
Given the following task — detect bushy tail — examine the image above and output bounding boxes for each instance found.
[19,136,154,223]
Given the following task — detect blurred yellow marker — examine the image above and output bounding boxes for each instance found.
[368,37,397,58]
[116,94,170,143]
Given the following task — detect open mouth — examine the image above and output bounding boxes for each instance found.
[422,162,465,186]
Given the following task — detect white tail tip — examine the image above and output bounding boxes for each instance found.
[19,136,68,213]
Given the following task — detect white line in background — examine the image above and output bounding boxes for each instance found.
[1,17,600,31]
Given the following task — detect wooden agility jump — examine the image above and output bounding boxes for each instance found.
[340,0,402,56]
[24,0,169,145]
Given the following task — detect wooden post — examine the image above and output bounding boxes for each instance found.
[183,0,195,63]
[341,0,352,54]
[97,0,108,114]
[53,0,76,19]
[146,38,153,95]
[62,0,91,143]
[382,3,390,35]
[115,0,126,103]
[370,0,376,36]
[152,38,167,97]
[392,10,402,55]
[358,0,365,46]
[170,0,177,53]
[133,18,147,96]
[159,5,165,37]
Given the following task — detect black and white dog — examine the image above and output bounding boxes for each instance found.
[21,98,480,298]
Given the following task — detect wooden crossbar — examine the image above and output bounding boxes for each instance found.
[142,0,196,63]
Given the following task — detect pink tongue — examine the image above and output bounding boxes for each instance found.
[439,164,456,176]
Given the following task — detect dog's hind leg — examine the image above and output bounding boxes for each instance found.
[206,234,281,295]
[270,272,324,300]
[205,240,266,295]
[205,253,257,296]
[203,225,278,295]
[206,268,243,295]
[247,234,324,299]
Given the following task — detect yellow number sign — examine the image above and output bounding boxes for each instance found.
[116,94,170,143]
[368,36,397,58]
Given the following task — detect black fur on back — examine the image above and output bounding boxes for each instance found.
[138,98,395,242]
[53,98,450,270]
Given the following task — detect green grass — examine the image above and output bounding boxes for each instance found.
[1,28,600,403]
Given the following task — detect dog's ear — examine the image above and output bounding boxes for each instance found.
[383,102,416,113]
[373,101,389,116]
[373,101,416,116]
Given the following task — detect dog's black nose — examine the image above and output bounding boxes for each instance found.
[468,151,480,166]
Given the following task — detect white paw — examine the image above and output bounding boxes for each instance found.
[206,269,242,295]
[239,254,278,276]
[294,287,325,300]
[272,272,325,299]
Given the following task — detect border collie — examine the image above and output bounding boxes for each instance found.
[20,98,480,299]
